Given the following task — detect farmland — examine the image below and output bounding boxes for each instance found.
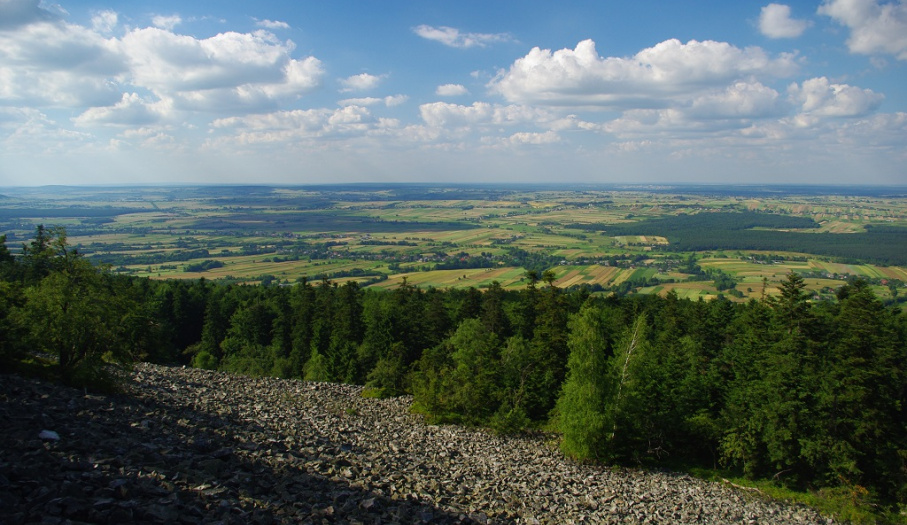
[1,183,905,304]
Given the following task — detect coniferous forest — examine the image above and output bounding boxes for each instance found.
[2,226,905,512]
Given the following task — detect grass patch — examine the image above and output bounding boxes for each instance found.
[360,388,384,398]
[687,468,904,524]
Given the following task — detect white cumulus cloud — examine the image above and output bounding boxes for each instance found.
[120,27,323,111]
[209,105,402,146]
[419,101,555,128]
[759,4,811,38]
[73,92,165,126]
[0,6,126,107]
[339,72,386,92]
[91,10,118,34]
[604,108,758,137]
[436,84,469,96]
[688,82,787,119]
[789,76,884,117]
[0,2,325,119]
[507,130,560,145]
[256,19,290,30]
[151,14,181,31]
[413,25,512,49]
[339,95,408,107]
[489,39,799,108]
[819,0,907,60]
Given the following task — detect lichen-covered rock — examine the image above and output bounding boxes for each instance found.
[0,364,837,524]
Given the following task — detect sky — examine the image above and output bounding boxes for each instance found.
[0,0,905,187]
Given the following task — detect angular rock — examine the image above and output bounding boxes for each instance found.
[0,363,838,525]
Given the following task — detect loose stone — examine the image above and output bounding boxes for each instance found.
[1,364,838,524]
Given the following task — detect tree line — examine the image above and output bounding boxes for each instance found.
[1,226,905,509]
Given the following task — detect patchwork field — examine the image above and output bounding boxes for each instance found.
[1,184,905,304]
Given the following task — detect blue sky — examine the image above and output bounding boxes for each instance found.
[1,0,905,186]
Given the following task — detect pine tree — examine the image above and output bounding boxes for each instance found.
[20,224,57,282]
[446,318,501,424]
[605,314,650,459]
[722,272,819,486]
[422,286,453,348]
[809,280,907,502]
[557,304,611,460]
[480,281,509,339]
[411,318,500,424]
[0,234,15,281]
[525,276,569,419]
[327,281,364,382]
[289,278,316,377]
[719,298,774,477]
[491,335,533,433]
[17,230,136,387]
[515,270,540,340]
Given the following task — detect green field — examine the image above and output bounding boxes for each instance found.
[1,184,905,303]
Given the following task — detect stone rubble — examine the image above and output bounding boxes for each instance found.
[1,363,838,524]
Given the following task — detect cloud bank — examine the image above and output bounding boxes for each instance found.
[0,0,904,185]
[489,39,799,108]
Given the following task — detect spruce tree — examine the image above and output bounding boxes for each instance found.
[557,304,611,460]
[18,229,136,387]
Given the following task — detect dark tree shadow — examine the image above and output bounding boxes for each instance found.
[0,370,493,524]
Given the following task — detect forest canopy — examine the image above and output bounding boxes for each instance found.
[567,211,907,265]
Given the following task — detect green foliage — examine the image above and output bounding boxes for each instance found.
[0,280,23,365]
[557,304,612,460]
[20,224,59,282]
[488,402,530,435]
[365,344,406,396]
[412,319,500,424]
[304,347,329,381]
[569,211,907,265]
[446,318,501,423]
[525,282,570,419]
[810,280,906,502]
[191,349,219,370]
[493,336,534,433]
[552,277,905,514]
[11,227,136,388]
[2,224,904,515]
[0,234,16,281]
[184,259,224,272]
[602,314,652,460]
[715,275,907,509]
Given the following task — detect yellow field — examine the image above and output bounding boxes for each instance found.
[127,255,385,283]
[638,283,719,301]
[368,267,528,290]
[552,265,620,287]
[614,235,669,245]
[810,261,907,280]
[816,221,865,233]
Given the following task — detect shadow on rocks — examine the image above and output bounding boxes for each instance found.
[0,369,486,524]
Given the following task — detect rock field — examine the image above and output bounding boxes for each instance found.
[0,363,837,524]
